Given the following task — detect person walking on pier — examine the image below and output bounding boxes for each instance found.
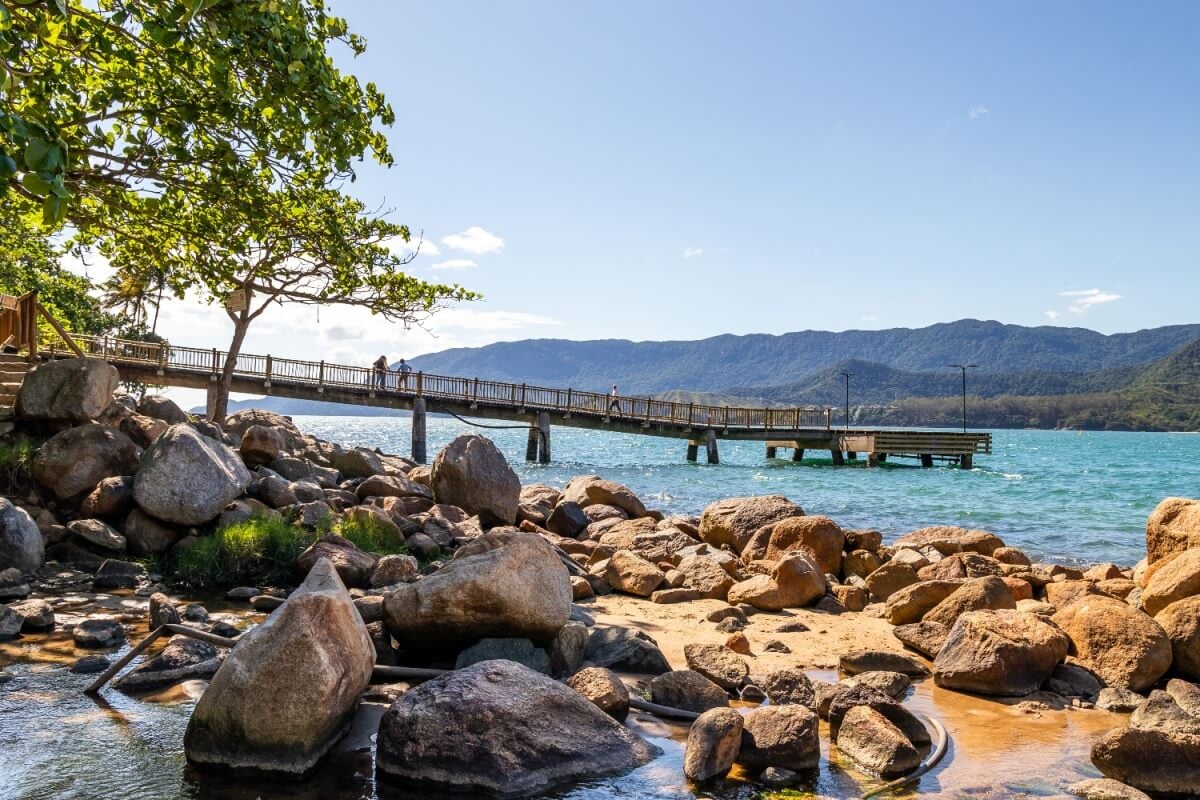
[608,384,621,416]
[373,355,389,390]
[397,358,413,390]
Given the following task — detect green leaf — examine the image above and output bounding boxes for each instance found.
[21,172,52,196]
[42,194,67,225]
[0,153,16,178]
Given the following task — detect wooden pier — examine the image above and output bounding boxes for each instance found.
[38,333,992,467]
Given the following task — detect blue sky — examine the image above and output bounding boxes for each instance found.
[78,0,1200,391]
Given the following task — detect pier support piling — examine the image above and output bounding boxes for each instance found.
[526,425,539,462]
[847,451,858,461]
[792,447,804,462]
[204,379,217,420]
[766,445,778,459]
[537,411,551,464]
[921,454,934,468]
[868,453,881,468]
[686,441,699,462]
[705,430,719,465]
[831,449,845,466]
[961,454,974,470]
[411,397,427,464]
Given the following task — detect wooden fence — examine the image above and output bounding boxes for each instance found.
[60,333,833,431]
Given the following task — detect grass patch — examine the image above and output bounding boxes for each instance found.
[171,510,411,589]
[336,513,409,556]
[173,513,318,589]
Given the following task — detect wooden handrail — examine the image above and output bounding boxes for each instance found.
[52,332,838,431]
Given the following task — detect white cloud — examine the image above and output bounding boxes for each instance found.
[1058,288,1121,309]
[968,104,990,120]
[442,226,505,255]
[1047,288,1121,317]
[683,247,703,259]
[430,259,478,271]
[384,234,440,259]
[1044,310,1060,321]
[436,309,562,332]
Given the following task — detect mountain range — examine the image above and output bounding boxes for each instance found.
[211,319,1200,431]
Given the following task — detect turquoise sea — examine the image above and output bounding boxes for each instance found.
[298,416,1200,568]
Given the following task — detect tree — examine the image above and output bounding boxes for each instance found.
[1,0,392,227]
[93,182,478,423]
[0,202,113,335]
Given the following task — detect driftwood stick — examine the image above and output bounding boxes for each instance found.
[371,665,450,682]
[161,624,239,649]
[83,623,240,694]
[84,625,167,694]
[629,696,700,721]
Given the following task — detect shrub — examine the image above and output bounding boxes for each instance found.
[173,513,317,589]
[0,438,39,494]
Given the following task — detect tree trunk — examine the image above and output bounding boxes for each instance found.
[212,315,250,426]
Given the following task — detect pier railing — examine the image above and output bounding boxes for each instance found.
[56,333,833,431]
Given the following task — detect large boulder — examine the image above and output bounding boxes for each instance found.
[866,562,921,602]
[376,659,659,795]
[604,550,665,597]
[239,425,284,467]
[137,395,189,425]
[922,576,1016,627]
[16,358,118,421]
[684,707,744,782]
[741,515,845,574]
[184,558,374,774]
[80,475,136,519]
[430,435,520,526]
[133,424,251,525]
[1053,596,1173,692]
[383,530,570,649]
[224,409,303,449]
[773,551,828,607]
[122,509,182,557]
[738,705,821,770]
[114,636,221,692]
[934,610,1070,696]
[676,555,735,600]
[561,476,647,518]
[583,626,671,674]
[684,643,749,690]
[1092,726,1200,796]
[32,423,141,502]
[892,526,1004,557]
[1146,497,1200,564]
[1155,596,1200,681]
[650,670,729,713]
[727,575,785,611]
[1141,549,1200,616]
[835,705,922,778]
[296,534,378,589]
[698,495,804,554]
[884,580,962,625]
[566,666,630,721]
[0,499,43,574]
[325,446,383,480]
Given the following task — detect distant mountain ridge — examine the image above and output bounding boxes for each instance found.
[408,319,1200,395]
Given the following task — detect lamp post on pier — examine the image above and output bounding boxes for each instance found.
[948,363,977,432]
[840,371,854,431]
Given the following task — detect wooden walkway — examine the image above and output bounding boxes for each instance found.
[40,333,992,466]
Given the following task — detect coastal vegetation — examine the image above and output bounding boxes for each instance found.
[1,0,476,423]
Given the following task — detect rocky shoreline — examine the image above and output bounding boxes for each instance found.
[3,357,1200,798]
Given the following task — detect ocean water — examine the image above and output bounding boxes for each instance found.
[297,415,1200,567]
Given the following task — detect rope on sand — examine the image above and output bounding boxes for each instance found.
[860,713,949,799]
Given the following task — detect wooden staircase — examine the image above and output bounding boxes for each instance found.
[0,353,29,409]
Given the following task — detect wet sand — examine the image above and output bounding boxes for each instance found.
[592,593,1125,799]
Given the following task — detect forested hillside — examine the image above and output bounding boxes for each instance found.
[408,320,1200,394]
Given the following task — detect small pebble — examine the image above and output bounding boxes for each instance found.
[69,655,111,674]
[250,595,284,612]
[761,767,798,787]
